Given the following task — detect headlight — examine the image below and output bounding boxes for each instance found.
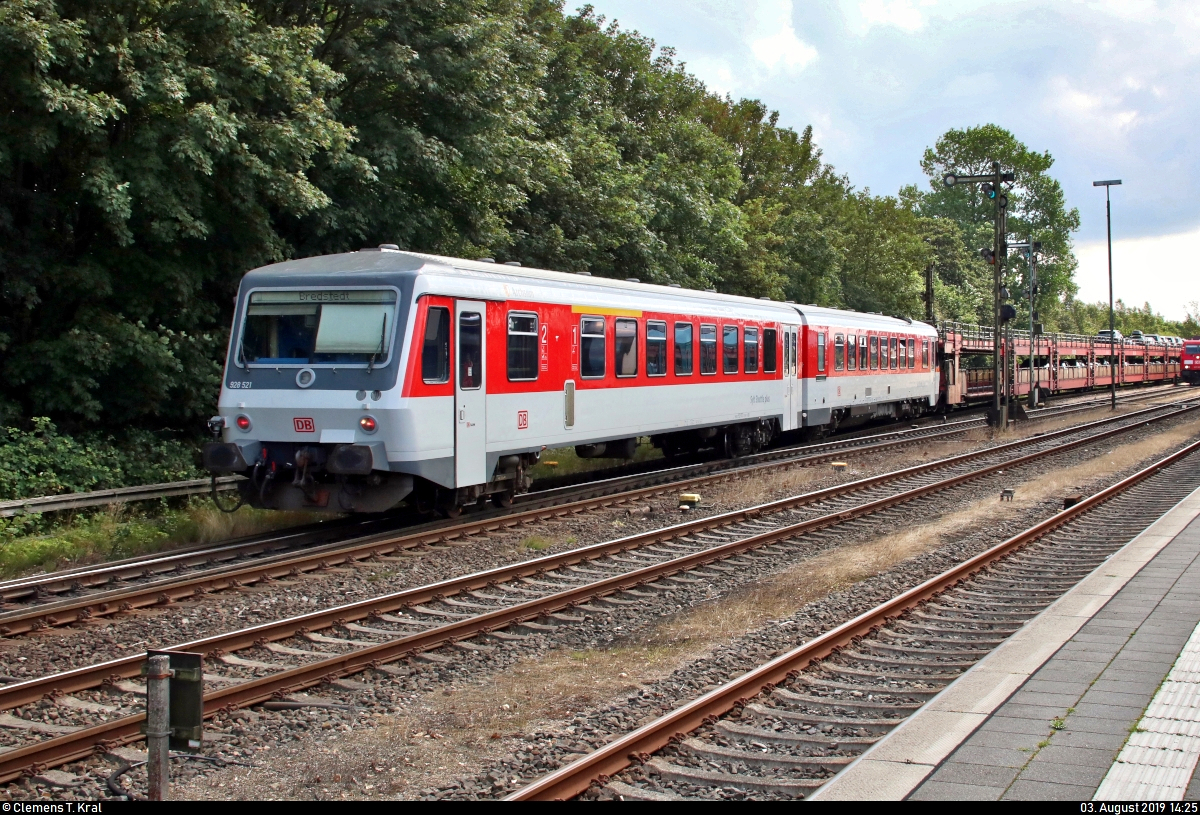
[235,414,252,431]
[359,415,377,433]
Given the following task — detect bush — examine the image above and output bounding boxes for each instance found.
[0,417,201,501]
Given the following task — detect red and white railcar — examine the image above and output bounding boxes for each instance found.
[203,248,938,514]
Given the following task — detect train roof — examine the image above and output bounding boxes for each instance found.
[242,248,934,333]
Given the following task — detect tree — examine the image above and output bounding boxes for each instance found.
[0,0,363,430]
[836,192,927,318]
[908,124,1081,329]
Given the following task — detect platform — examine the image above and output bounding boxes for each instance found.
[813,485,1200,801]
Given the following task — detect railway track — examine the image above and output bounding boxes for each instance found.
[0,420,980,632]
[506,435,1200,800]
[0,401,1193,784]
[1,385,1178,632]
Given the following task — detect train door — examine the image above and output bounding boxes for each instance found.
[782,325,801,431]
[455,300,487,487]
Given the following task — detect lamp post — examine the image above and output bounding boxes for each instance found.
[1093,179,1121,410]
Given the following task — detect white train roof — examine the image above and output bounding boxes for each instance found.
[244,248,935,334]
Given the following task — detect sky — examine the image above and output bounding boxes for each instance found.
[584,0,1200,321]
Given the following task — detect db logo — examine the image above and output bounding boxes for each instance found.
[517,410,529,430]
[293,417,316,433]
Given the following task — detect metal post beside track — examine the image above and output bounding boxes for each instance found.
[145,654,171,801]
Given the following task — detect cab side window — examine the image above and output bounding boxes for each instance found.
[922,339,930,368]
[421,306,450,383]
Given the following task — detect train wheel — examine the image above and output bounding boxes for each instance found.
[492,491,514,509]
[440,503,462,519]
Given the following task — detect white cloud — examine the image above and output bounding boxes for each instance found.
[749,1,818,72]
[1075,227,1200,321]
[858,0,927,32]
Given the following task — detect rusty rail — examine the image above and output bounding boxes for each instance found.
[505,437,1200,800]
[0,418,992,635]
[0,405,1192,783]
[0,477,240,518]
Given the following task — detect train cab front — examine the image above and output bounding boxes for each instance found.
[203,258,420,513]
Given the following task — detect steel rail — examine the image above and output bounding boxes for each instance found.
[0,419,992,632]
[0,401,1184,657]
[0,382,1173,520]
[0,413,986,605]
[0,477,241,518]
[4,384,1177,613]
[0,382,1170,601]
[505,435,1200,801]
[0,405,1192,783]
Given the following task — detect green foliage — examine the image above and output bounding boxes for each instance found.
[907,124,1082,329]
[0,1,1093,467]
[1058,299,1198,338]
[0,0,363,429]
[0,417,199,501]
[0,498,312,578]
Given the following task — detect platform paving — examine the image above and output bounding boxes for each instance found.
[812,485,1200,801]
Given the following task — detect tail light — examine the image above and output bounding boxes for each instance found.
[359,415,377,433]
[235,414,252,431]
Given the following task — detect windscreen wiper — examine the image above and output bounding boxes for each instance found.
[367,313,387,373]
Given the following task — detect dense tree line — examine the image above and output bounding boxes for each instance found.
[1,0,1185,449]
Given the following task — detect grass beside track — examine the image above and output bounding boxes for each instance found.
[0,500,318,580]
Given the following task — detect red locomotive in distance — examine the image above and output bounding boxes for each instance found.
[1184,339,1200,385]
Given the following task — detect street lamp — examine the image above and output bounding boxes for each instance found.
[1093,179,1122,410]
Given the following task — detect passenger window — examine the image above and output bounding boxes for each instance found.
[889,337,898,369]
[908,338,916,368]
[581,316,606,379]
[675,323,694,375]
[744,328,759,374]
[506,312,538,381]
[817,331,826,372]
[615,318,638,377]
[922,339,930,368]
[834,333,844,371]
[723,326,739,374]
[870,336,879,369]
[763,328,777,373]
[458,312,482,390]
[421,306,450,383]
[791,333,798,375]
[847,335,857,371]
[700,324,717,374]
[646,321,667,376]
[859,335,868,370]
